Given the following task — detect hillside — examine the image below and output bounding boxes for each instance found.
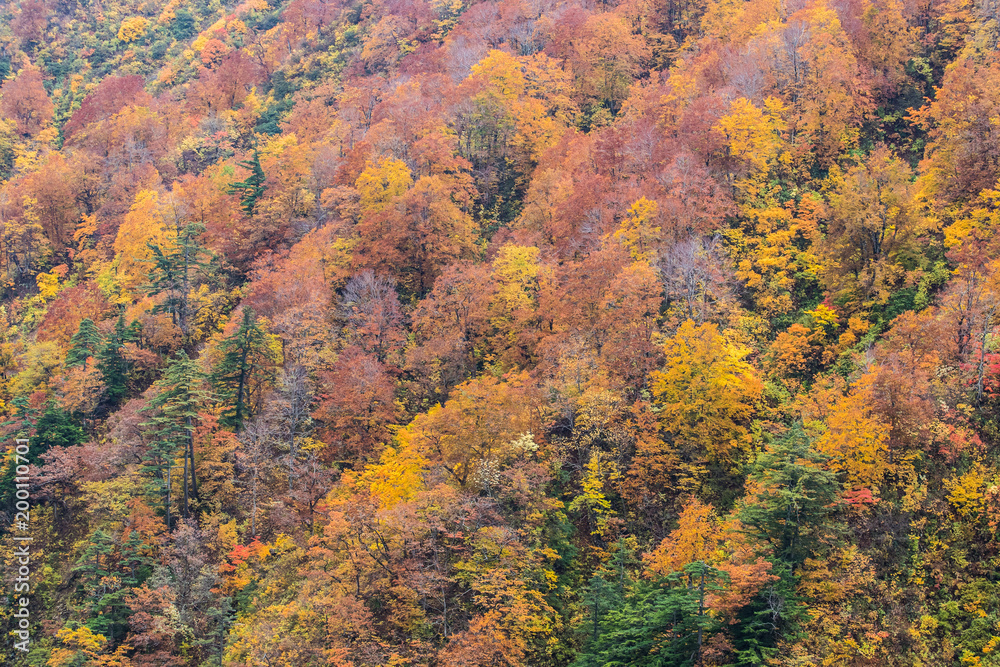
[1,0,999,665]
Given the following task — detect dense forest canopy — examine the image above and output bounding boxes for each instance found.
[0,0,999,664]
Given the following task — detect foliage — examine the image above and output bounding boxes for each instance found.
[0,0,997,664]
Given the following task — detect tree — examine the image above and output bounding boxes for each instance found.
[32,403,86,452]
[713,96,787,183]
[355,157,412,215]
[738,425,840,570]
[613,197,662,263]
[118,16,149,42]
[228,150,268,217]
[0,66,53,136]
[338,271,407,363]
[355,174,478,297]
[146,222,212,339]
[397,372,541,488]
[813,371,893,493]
[65,318,103,368]
[63,75,151,142]
[97,314,140,407]
[212,308,277,430]
[141,351,210,524]
[235,417,278,537]
[574,13,652,116]
[115,189,175,294]
[647,320,763,467]
[820,145,919,306]
[911,54,1000,206]
[314,346,397,460]
[574,562,727,667]
[188,51,265,115]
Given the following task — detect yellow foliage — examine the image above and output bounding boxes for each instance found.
[355,158,412,214]
[944,185,1000,249]
[650,320,763,465]
[356,438,427,509]
[814,371,892,491]
[613,197,661,263]
[491,244,541,321]
[806,303,839,331]
[645,498,721,575]
[945,464,989,519]
[471,50,526,102]
[113,189,175,294]
[48,626,108,666]
[118,16,150,42]
[567,451,615,537]
[701,0,782,44]
[35,268,60,301]
[396,372,539,488]
[715,97,787,175]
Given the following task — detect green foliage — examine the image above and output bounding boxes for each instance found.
[96,315,140,408]
[211,308,276,430]
[738,425,840,570]
[145,222,212,340]
[171,9,197,40]
[141,350,210,522]
[32,404,85,452]
[574,562,727,667]
[227,150,267,217]
[72,529,153,640]
[65,318,103,368]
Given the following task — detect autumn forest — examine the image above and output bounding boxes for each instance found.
[0,0,998,663]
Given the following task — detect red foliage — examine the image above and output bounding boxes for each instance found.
[36,281,111,346]
[63,75,151,142]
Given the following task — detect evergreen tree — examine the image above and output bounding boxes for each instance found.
[0,402,82,515]
[212,307,276,430]
[574,561,727,667]
[727,561,806,666]
[0,396,42,514]
[141,351,210,524]
[96,314,140,407]
[65,318,103,367]
[72,529,152,640]
[227,150,267,217]
[32,403,86,451]
[146,222,212,339]
[737,424,841,570]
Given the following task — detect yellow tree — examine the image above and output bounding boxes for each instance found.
[396,372,542,489]
[648,320,763,468]
[487,244,552,368]
[612,197,661,263]
[713,96,788,200]
[820,145,919,307]
[355,157,412,215]
[644,498,778,617]
[114,189,174,295]
[812,370,893,494]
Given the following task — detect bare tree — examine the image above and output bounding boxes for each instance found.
[236,418,278,538]
[658,235,732,325]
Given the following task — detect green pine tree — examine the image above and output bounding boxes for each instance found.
[0,396,42,515]
[227,149,267,217]
[32,403,85,451]
[212,307,276,430]
[145,222,212,339]
[141,351,210,525]
[574,561,727,667]
[96,314,140,407]
[65,318,103,367]
[737,424,841,570]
